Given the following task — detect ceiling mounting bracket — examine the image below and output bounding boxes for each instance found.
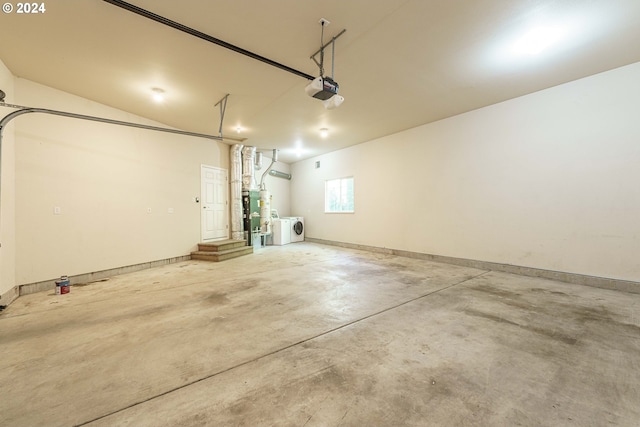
[305,20,346,109]
[310,28,347,79]
[215,94,230,137]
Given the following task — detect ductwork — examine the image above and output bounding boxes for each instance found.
[230,144,244,240]
[241,146,257,191]
[254,151,263,171]
[232,146,283,242]
[269,170,292,180]
[259,149,279,190]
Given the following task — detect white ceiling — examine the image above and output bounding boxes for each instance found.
[1,0,640,163]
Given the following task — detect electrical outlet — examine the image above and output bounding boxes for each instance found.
[147,208,152,214]
[54,207,61,215]
[168,208,174,214]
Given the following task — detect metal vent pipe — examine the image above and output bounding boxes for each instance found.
[268,170,291,180]
[254,151,263,171]
[259,149,279,189]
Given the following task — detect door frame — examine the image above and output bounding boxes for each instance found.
[200,164,229,242]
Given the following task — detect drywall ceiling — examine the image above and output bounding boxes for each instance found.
[1,0,640,163]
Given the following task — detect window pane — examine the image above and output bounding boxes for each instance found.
[344,178,354,211]
[325,177,354,213]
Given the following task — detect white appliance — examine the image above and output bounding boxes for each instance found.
[272,218,291,246]
[284,217,304,242]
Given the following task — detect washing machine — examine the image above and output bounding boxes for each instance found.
[272,218,291,246]
[284,217,304,242]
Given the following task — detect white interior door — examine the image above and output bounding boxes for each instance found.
[201,165,228,241]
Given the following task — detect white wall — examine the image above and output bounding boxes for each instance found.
[13,79,231,285]
[291,62,640,282]
[0,59,16,301]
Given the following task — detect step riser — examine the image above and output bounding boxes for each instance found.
[190,242,253,262]
[191,248,253,262]
[198,242,246,252]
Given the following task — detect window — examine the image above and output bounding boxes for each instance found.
[325,177,354,213]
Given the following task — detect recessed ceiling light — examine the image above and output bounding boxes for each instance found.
[151,87,165,103]
[319,128,329,138]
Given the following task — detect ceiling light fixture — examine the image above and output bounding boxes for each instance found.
[513,26,566,56]
[319,128,329,138]
[305,19,347,109]
[151,87,165,103]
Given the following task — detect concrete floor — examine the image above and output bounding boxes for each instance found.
[1,242,640,426]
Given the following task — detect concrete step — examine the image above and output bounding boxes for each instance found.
[197,239,247,252]
[191,245,253,262]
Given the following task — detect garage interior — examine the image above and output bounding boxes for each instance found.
[1,1,640,426]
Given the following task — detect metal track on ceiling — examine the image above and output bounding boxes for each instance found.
[102,0,315,81]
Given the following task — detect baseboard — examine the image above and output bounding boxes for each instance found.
[18,255,192,297]
[306,237,640,294]
[0,285,19,307]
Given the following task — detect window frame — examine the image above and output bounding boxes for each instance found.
[324,176,355,214]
